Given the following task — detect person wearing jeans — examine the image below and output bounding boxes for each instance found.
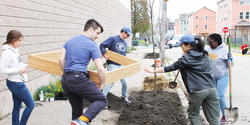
[0,30,35,125]
[6,80,35,125]
[100,27,132,105]
[207,33,232,123]
[102,64,127,98]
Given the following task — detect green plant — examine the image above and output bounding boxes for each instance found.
[33,79,67,101]
[127,46,137,53]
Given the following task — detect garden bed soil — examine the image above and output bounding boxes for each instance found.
[118,90,188,125]
[144,53,160,59]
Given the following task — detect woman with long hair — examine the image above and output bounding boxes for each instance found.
[0,30,35,125]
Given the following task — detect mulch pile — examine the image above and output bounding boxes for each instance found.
[118,90,188,125]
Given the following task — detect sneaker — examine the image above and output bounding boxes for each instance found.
[220,115,227,123]
[121,97,131,105]
[71,118,89,125]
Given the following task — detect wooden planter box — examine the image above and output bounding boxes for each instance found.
[28,50,140,87]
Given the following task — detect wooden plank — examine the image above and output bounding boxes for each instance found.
[106,50,136,66]
[105,62,140,83]
[28,50,141,86]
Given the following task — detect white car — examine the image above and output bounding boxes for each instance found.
[167,35,183,47]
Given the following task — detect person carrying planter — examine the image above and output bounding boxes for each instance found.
[100,27,132,106]
[59,19,108,125]
[145,34,220,125]
[0,30,35,125]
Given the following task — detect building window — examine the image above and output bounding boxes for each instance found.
[205,25,208,29]
[196,25,198,28]
[196,16,198,19]
[246,0,250,4]
[240,12,244,19]
[224,15,227,20]
[205,16,208,21]
[240,0,244,5]
[247,12,249,19]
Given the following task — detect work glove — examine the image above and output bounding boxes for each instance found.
[228,53,233,61]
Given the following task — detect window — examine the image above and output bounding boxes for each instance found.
[205,25,208,29]
[224,15,227,21]
[196,16,198,19]
[240,0,244,5]
[240,12,244,19]
[246,12,249,19]
[246,0,250,4]
[205,16,208,21]
[196,25,198,28]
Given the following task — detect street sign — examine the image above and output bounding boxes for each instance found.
[223,27,229,33]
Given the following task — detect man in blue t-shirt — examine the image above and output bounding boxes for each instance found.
[59,19,108,125]
[100,27,132,105]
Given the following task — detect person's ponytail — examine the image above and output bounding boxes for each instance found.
[194,37,208,55]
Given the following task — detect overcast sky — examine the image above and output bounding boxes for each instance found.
[119,0,218,21]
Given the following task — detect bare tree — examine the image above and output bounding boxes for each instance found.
[146,0,157,95]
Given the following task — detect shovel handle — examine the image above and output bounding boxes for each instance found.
[174,70,180,82]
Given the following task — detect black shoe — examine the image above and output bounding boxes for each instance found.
[121,97,131,105]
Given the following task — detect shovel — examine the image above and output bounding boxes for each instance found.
[169,70,180,89]
[224,35,238,123]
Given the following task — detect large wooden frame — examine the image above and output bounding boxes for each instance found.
[28,50,140,87]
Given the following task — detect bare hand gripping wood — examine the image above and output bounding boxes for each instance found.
[28,50,140,87]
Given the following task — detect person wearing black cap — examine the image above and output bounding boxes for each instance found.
[145,34,220,125]
[100,27,132,105]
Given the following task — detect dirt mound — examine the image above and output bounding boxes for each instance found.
[144,53,159,59]
[118,91,187,125]
[83,93,125,112]
[143,75,169,91]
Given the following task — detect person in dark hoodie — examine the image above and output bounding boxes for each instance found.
[206,33,232,123]
[0,30,35,125]
[145,34,220,125]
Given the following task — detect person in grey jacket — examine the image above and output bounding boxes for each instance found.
[207,33,232,123]
[0,30,35,125]
[145,34,220,125]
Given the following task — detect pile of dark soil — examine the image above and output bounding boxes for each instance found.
[144,53,159,59]
[118,90,187,125]
[83,93,126,112]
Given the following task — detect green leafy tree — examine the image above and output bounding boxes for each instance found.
[131,0,150,39]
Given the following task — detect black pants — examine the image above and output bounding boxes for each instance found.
[61,71,108,121]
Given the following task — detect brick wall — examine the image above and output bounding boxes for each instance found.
[0,0,131,118]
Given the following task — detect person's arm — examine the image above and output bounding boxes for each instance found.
[94,58,106,89]
[58,48,66,72]
[100,37,114,60]
[144,67,164,73]
[0,52,20,74]
[145,55,188,74]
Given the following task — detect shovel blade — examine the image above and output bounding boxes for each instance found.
[224,107,238,123]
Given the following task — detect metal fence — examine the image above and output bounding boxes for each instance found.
[229,29,250,46]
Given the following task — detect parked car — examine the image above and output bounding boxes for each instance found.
[166,35,183,48]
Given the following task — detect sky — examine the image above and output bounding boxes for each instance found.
[119,0,218,21]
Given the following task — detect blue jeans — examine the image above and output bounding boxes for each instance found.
[6,80,35,125]
[214,73,229,115]
[102,64,128,97]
